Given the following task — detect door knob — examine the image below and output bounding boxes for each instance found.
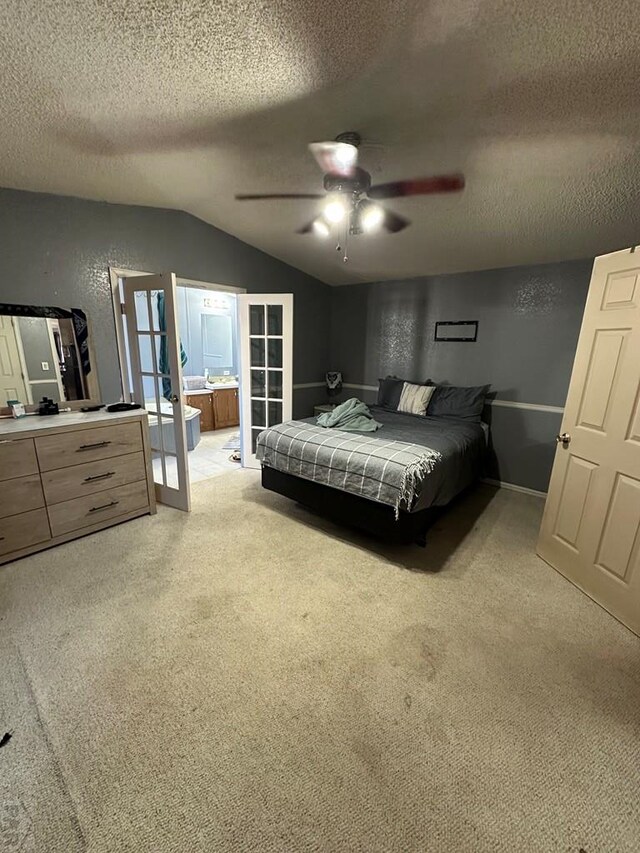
[169,393,179,404]
[556,433,571,447]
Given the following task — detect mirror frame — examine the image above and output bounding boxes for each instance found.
[0,302,101,410]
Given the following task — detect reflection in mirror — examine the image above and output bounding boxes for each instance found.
[0,303,98,406]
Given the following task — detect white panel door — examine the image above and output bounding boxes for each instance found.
[0,315,29,404]
[239,294,293,469]
[123,273,191,511]
[537,247,640,634]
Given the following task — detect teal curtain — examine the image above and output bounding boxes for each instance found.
[157,293,188,400]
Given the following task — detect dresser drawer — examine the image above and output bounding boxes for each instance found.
[47,480,150,537]
[0,474,45,519]
[35,422,143,471]
[42,451,147,505]
[0,508,51,556]
[0,438,38,481]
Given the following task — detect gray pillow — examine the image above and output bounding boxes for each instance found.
[376,377,405,410]
[426,385,489,422]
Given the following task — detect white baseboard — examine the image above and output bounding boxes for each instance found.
[482,477,547,498]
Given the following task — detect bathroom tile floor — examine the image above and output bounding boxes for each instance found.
[152,428,241,487]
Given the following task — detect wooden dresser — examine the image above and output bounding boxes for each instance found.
[185,386,240,431]
[0,410,155,565]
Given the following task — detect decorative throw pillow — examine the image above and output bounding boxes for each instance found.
[398,382,435,415]
[377,376,405,410]
[426,385,489,422]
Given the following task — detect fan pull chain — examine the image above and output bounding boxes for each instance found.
[334,217,349,262]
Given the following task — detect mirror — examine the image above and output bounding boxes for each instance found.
[201,313,234,372]
[0,303,99,407]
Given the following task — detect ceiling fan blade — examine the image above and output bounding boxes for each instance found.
[308,141,358,177]
[383,208,410,233]
[369,173,465,200]
[235,193,324,200]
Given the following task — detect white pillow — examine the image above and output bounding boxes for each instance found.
[397,382,435,415]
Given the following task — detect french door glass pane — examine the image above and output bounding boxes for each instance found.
[142,374,156,403]
[250,305,265,336]
[163,454,179,489]
[268,401,282,426]
[267,305,283,336]
[152,376,173,408]
[138,333,162,374]
[250,338,265,367]
[149,295,161,333]
[251,399,266,427]
[251,428,263,454]
[268,370,282,399]
[134,292,151,331]
[251,369,266,398]
[149,414,176,454]
[268,338,283,368]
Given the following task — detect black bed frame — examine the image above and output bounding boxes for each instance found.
[261,466,439,546]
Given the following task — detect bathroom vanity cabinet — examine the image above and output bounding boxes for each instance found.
[184,386,239,431]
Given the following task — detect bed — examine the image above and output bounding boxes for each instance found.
[257,404,487,545]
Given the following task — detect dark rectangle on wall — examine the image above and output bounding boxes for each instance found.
[434,320,478,341]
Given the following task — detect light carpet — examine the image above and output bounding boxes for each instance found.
[0,471,638,852]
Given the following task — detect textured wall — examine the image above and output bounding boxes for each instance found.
[330,259,593,492]
[0,188,331,411]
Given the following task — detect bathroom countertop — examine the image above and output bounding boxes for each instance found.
[184,384,238,394]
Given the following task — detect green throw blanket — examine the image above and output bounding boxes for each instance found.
[317,397,382,432]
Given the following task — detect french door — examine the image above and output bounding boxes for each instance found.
[123,273,191,511]
[238,294,293,469]
[537,247,640,634]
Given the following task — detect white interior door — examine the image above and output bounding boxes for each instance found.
[123,273,191,511]
[239,294,293,469]
[0,315,29,404]
[537,246,640,634]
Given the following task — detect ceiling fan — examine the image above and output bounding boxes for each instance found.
[235,131,465,242]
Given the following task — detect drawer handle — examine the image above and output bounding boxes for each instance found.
[77,441,111,451]
[83,471,115,483]
[89,500,119,513]
[0,536,4,541]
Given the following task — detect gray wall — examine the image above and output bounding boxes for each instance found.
[0,188,331,416]
[330,259,593,492]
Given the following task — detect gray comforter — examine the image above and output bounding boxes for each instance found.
[256,406,486,514]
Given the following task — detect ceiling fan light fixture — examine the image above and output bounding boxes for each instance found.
[359,201,385,232]
[312,218,330,238]
[323,197,347,224]
[333,142,357,169]
[309,140,358,176]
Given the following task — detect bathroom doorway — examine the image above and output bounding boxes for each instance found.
[110,269,246,494]
[175,280,244,483]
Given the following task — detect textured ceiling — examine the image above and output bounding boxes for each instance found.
[1,0,640,285]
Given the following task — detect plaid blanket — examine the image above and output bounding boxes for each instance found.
[256,421,443,518]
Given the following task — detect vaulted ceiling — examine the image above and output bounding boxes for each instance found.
[1,0,639,284]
